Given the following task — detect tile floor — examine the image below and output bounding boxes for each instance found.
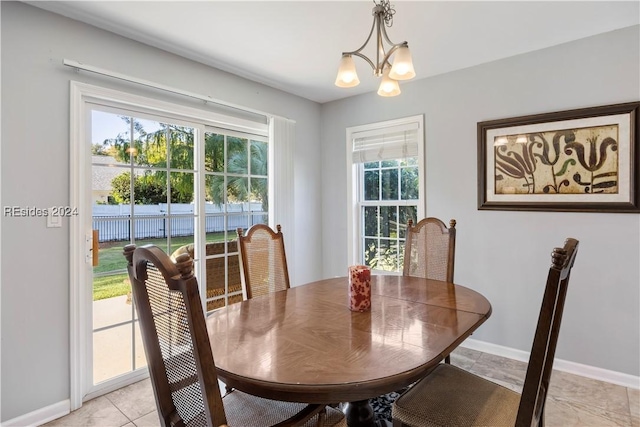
[44,347,640,427]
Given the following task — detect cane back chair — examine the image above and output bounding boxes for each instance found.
[392,238,579,427]
[403,217,457,282]
[123,244,345,427]
[237,224,290,299]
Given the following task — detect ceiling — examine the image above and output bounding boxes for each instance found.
[27,1,640,104]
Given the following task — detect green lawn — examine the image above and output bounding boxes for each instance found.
[93,233,227,301]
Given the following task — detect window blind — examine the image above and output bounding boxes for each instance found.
[351,122,420,163]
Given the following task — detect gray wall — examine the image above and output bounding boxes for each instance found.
[0,2,323,421]
[320,25,640,377]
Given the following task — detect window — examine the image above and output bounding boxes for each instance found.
[347,115,424,273]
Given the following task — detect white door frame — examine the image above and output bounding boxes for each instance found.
[69,81,272,409]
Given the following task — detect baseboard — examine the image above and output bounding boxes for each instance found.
[461,338,640,390]
[1,400,70,427]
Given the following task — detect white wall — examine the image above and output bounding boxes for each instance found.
[0,2,323,421]
[320,25,640,378]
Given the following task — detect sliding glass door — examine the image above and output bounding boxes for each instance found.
[90,108,198,391]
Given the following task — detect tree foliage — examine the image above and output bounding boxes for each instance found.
[102,116,268,208]
[111,172,176,204]
[103,118,193,203]
[205,135,269,211]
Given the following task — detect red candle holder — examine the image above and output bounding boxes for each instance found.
[348,265,371,312]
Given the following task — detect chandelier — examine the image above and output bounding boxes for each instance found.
[335,0,415,97]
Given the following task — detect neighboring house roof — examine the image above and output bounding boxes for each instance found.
[92,155,143,192]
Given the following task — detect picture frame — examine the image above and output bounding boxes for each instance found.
[477,102,640,213]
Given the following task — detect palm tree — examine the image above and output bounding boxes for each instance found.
[206,135,268,212]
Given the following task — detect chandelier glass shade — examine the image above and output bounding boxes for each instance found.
[335,0,415,96]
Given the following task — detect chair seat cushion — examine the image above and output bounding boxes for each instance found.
[224,390,346,427]
[392,364,520,427]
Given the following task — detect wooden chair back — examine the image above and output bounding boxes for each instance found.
[236,224,290,299]
[515,238,579,426]
[124,244,227,427]
[403,217,457,282]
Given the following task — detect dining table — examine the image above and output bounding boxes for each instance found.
[205,274,492,427]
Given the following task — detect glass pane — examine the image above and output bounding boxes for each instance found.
[381,169,398,200]
[228,254,242,296]
[135,238,169,253]
[92,110,129,151]
[94,325,132,383]
[363,206,378,237]
[93,273,132,327]
[136,237,193,258]
[381,159,398,168]
[207,298,226,311]
[136,120,169,168]
[228,177,249,203]
[231,214,252,234]
[168,216,195,242]
[364,170,379,201]
[170,172,194,204]
[133,321,147,370]
[400,157,418,167]
[250,213,268,227]
[92,111,134,167]
[401,166,419,200]
[227,136,248,174]
[169,126,194,170]
[131,215,167,243]
[250,140,268,176]
[380,206,397,238]
[129,171,168,205]
[205,213,226,243]
[399,206,417,238]
[205,255,225,302]
[205,174,224,204]
[364,161,379,170]
[250,178,268,211]
[364,238,378,268]
[377,240,399,272]
[167,234,194,257]
[205,133,225,172]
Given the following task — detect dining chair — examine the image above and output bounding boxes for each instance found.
[236,224,290,299]
[403,217,457,363]
[403,217,457,282]
[392,238,579,427]
[123,244,346,427]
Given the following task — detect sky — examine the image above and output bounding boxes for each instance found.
[91,110,162,146]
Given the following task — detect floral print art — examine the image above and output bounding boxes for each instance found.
[494,124,619,195]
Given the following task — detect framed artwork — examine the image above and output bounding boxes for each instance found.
[477,102,640,213]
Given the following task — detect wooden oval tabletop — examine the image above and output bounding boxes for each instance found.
[206,275,492,403]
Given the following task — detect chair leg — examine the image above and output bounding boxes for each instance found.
[316,406,326,427]
[538,405,545,427]
[444,354,451,364]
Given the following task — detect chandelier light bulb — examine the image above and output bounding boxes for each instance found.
[389,45,416,81]
[377,69,401,97]
[335,55,360,88]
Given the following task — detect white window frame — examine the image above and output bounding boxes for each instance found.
[346,115,425,272]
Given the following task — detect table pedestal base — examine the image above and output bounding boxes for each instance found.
[343,400,391,427]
